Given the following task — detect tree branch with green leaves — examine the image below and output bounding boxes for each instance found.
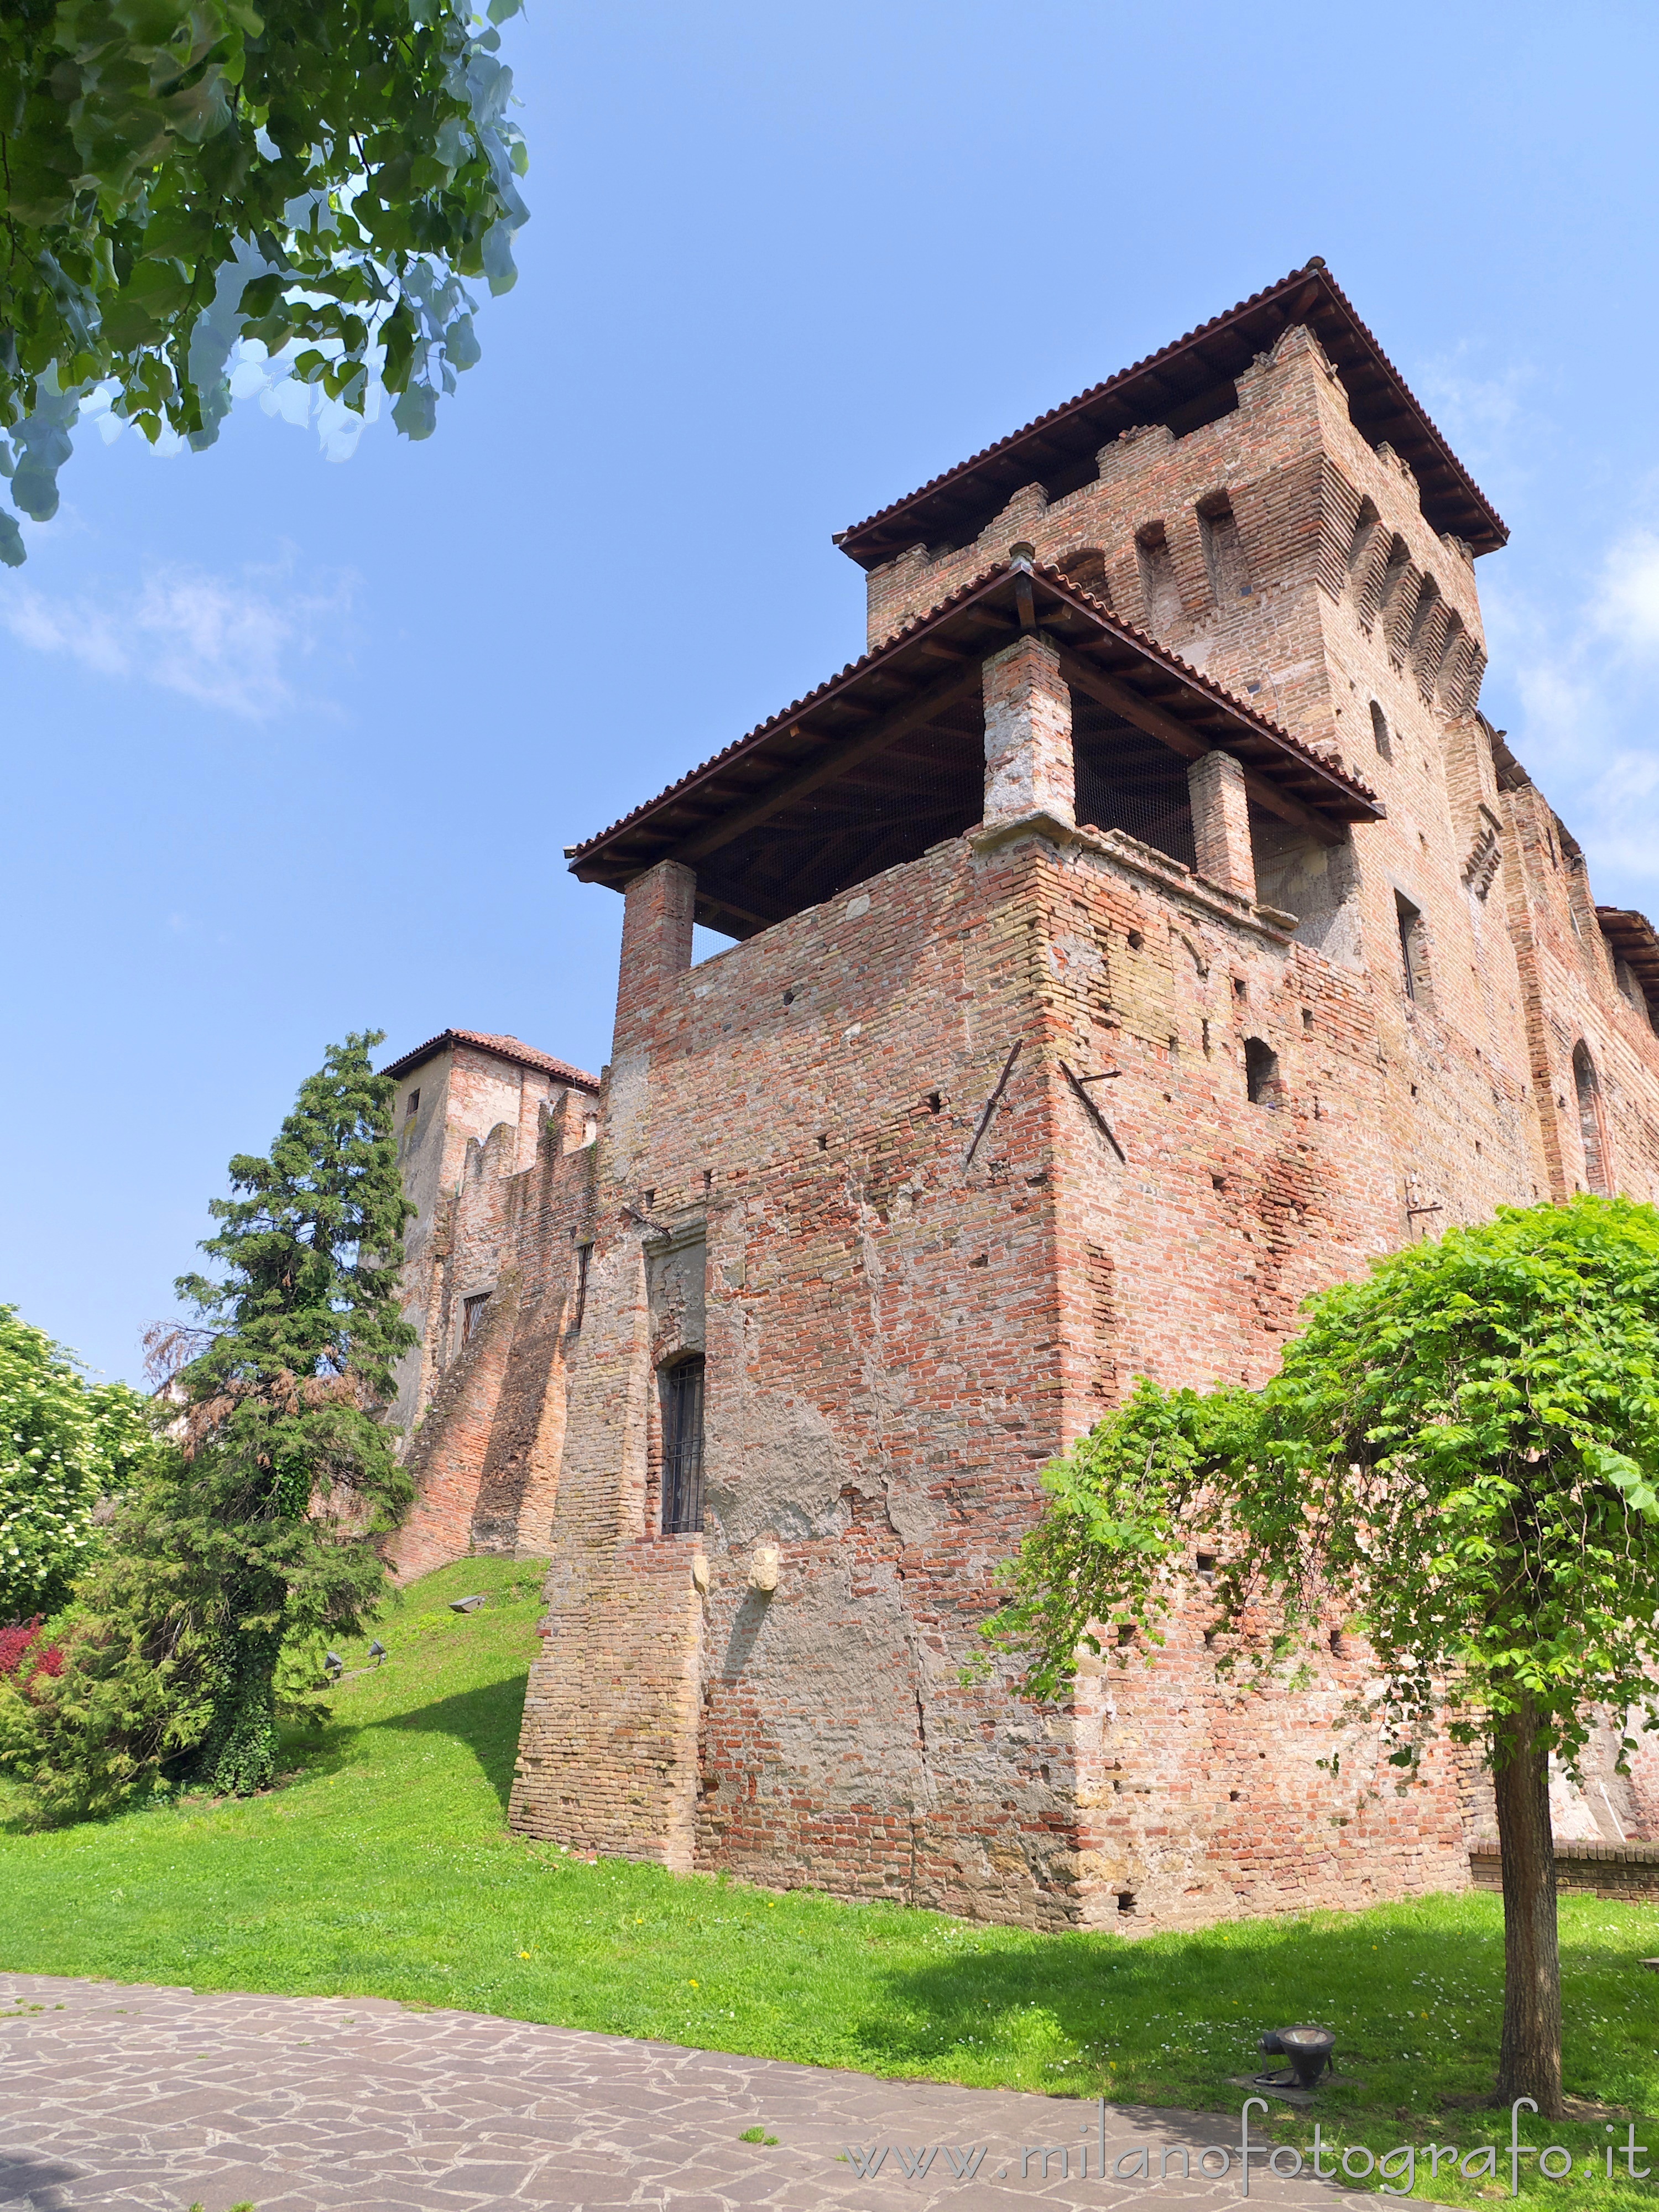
[0,0,529,564]
[0,1305,156,1626]
[980,1195,1659,2117]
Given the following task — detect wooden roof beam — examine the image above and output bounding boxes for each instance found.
[698,890,784,934]
[669,659,986,867]
[1056,649,1343,847]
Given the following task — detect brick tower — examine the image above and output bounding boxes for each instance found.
[401,263,1659,1927]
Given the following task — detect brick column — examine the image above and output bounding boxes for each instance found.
[615,858,695,1039]
[1187,750,1256,901]
[982,633,1075,827]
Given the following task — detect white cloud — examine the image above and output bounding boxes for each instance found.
[1594,529,1659,657]
[1415,353,1544,493]
[1,585,127,676]
[0,557,352,719]
[1485,518,1659,904]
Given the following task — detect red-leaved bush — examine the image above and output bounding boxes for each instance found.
[0,1618,63,1681]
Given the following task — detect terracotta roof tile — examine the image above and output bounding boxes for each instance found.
[835,260,1507,565]
[382,1029,600,1090]
[567,556,1378,869]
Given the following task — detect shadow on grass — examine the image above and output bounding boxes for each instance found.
[369,1672,530,1813]
[857,1905,1511,2111]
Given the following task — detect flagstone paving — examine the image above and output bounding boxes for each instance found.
[0,1973,1387,2212]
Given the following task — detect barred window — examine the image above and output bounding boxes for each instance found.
[660,1355,706,1535]
[462,1292,491,1345]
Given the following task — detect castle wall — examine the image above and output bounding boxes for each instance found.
[395,307,1659,1930]
[510,837,1087,1912]
[507,779,1553,1926]
[389,1042,568,1437]
[389,1081,597,1580]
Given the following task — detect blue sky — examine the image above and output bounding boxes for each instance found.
[7,0,1658,1384]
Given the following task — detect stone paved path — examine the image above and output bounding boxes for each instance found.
[0,1974,1392,2212]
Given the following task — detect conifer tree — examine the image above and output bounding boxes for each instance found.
[0,1033,415,1814]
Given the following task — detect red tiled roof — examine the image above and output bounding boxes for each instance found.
[566,555,1379,877]
[1597,910,1659,1015]
[834,260,1507,568]
[382,1029,600,1090]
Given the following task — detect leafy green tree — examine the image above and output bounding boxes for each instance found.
[0,0,529,565]
[0,1032,416,1815]
[981,1195,1659,2119]
[0,1306,155,1623]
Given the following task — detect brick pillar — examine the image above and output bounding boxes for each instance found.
[615,858,695,1039]
[982,633,1075,827]
[1187,750,1256,901]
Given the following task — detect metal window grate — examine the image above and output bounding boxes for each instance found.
[462,1292,491,1344]
[660,1356,705,1535]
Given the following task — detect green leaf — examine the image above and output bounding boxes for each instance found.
[109,0,194,37]
[238,272,286,319]
[444,312,479,369]
[392,380,436,438]
[158,69,235,147]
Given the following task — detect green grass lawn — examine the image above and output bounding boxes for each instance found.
[4,1556,1658,2209]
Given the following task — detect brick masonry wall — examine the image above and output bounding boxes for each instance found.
[390,1087,597,1580]
[403,310,1659,1931]
[1470,1842,1659,1903]
[388,1042,579,1441]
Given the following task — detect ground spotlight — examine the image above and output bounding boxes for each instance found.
[1255,2025,1335,2090]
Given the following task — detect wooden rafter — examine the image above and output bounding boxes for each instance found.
[669,660,985,866]
[1057,649,1342,846]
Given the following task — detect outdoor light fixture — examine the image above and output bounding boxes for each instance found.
[1255,2025,1335,2090]
[368,1640,387,1666]
[324,1651,344,1679]
[449,1594,487,1613]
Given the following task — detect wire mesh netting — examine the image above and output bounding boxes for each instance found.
[698,682,1200,929]
[1071,692,1197,869]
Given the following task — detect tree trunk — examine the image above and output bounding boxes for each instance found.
[1493,1693,1563,2116]
[191,1617,283,1798]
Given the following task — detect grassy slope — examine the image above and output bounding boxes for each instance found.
[4,1556,1658,2209]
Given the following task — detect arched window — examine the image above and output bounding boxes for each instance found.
[1573,1044,1611,1196]
[1435,611,1468,704]
[1408,575,1452,697]
[660,1354,706,1533]
[1362,534,1411,635]
[1345,496,1381,578]
[1370,701,1392,761]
